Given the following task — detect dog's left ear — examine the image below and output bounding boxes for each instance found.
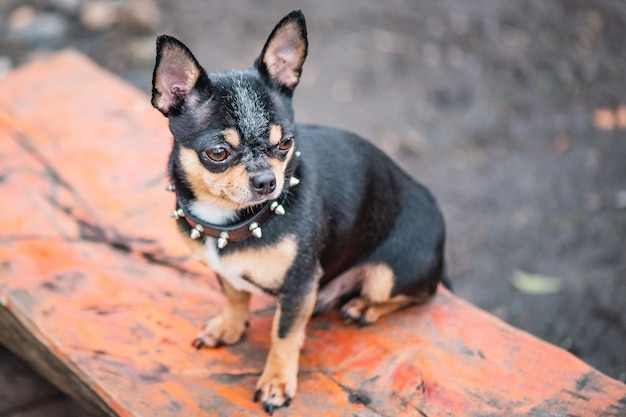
[256,10,308,94]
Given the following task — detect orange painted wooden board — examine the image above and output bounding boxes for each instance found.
[0,51,624,417]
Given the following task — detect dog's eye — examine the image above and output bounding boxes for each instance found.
[277,136,293,152]
[204,147,229,162]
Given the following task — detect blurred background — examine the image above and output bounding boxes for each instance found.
[1,0,624,413]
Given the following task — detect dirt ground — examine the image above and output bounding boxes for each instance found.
[1,0,624,387]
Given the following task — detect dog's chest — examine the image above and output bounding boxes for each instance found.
[202,240,266,295]
[187,201,298,295]
[201,235,298,296]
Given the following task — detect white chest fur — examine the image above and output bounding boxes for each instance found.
[203,239,268,296]
[189,201,264,294]
[189,200,237,224]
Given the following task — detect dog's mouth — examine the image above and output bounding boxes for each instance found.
[218,182,283,210]
[246,185,283,206]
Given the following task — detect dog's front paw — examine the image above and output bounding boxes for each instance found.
[191,313,248,349]
[253,368,296,415]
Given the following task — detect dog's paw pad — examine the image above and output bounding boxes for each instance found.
[255,376,295,414]
[191,338,205,349]
[340,297,368,322]
[361,307,381,324]
[340,297,382,325]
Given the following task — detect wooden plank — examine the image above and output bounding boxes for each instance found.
[0,51,624,417]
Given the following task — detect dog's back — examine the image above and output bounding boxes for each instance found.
[294,124,446,310]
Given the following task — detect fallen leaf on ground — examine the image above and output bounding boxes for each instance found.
[510,270,562,295]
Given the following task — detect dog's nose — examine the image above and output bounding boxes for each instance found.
[250,172,277,195]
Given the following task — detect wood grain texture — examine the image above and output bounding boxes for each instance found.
[0,51,624,417]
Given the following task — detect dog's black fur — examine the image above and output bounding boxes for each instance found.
[151,10,446,414]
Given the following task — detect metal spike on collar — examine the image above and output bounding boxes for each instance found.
[170,208,185,219]
[166,184,176,192]
[249,222,262,239]
[270,201,286,215]
[289,176,300,187]
[217,231,229,249]
[190,224,203,240]
[295,150,302,158]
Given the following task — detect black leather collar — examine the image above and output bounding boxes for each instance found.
[174,191,289,248]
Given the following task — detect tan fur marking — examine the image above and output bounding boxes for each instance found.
[339,259,435,324]
[341,295,417,324]
[194,275,251,346]
[179,147,250,210]
[342,297,368,318]
[338,263,429,324]
[222,128,240,148]
[362,295,415,323]
[269,158,286,194]
[268,142,293,194]
[256,287,317,405]
[269,124,283,146]
[263,24,306,88]
[360,262,395,303]
[220,235,298,291]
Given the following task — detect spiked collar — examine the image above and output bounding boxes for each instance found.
[168,151,301,250]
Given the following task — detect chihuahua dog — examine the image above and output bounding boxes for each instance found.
[151,10,446,414]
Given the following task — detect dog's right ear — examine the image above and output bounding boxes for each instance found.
[151,35,209,116]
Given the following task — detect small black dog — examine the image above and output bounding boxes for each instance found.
[151,10,446,414]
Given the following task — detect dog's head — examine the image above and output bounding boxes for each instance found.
[151,11,307,210]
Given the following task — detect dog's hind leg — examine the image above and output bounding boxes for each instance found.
[339,263,431,325]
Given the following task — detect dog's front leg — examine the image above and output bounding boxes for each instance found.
[254,283,317,414]
[192,274,251,348]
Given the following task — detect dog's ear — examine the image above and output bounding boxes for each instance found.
[256,10,308,95]
[151,35,209,116]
